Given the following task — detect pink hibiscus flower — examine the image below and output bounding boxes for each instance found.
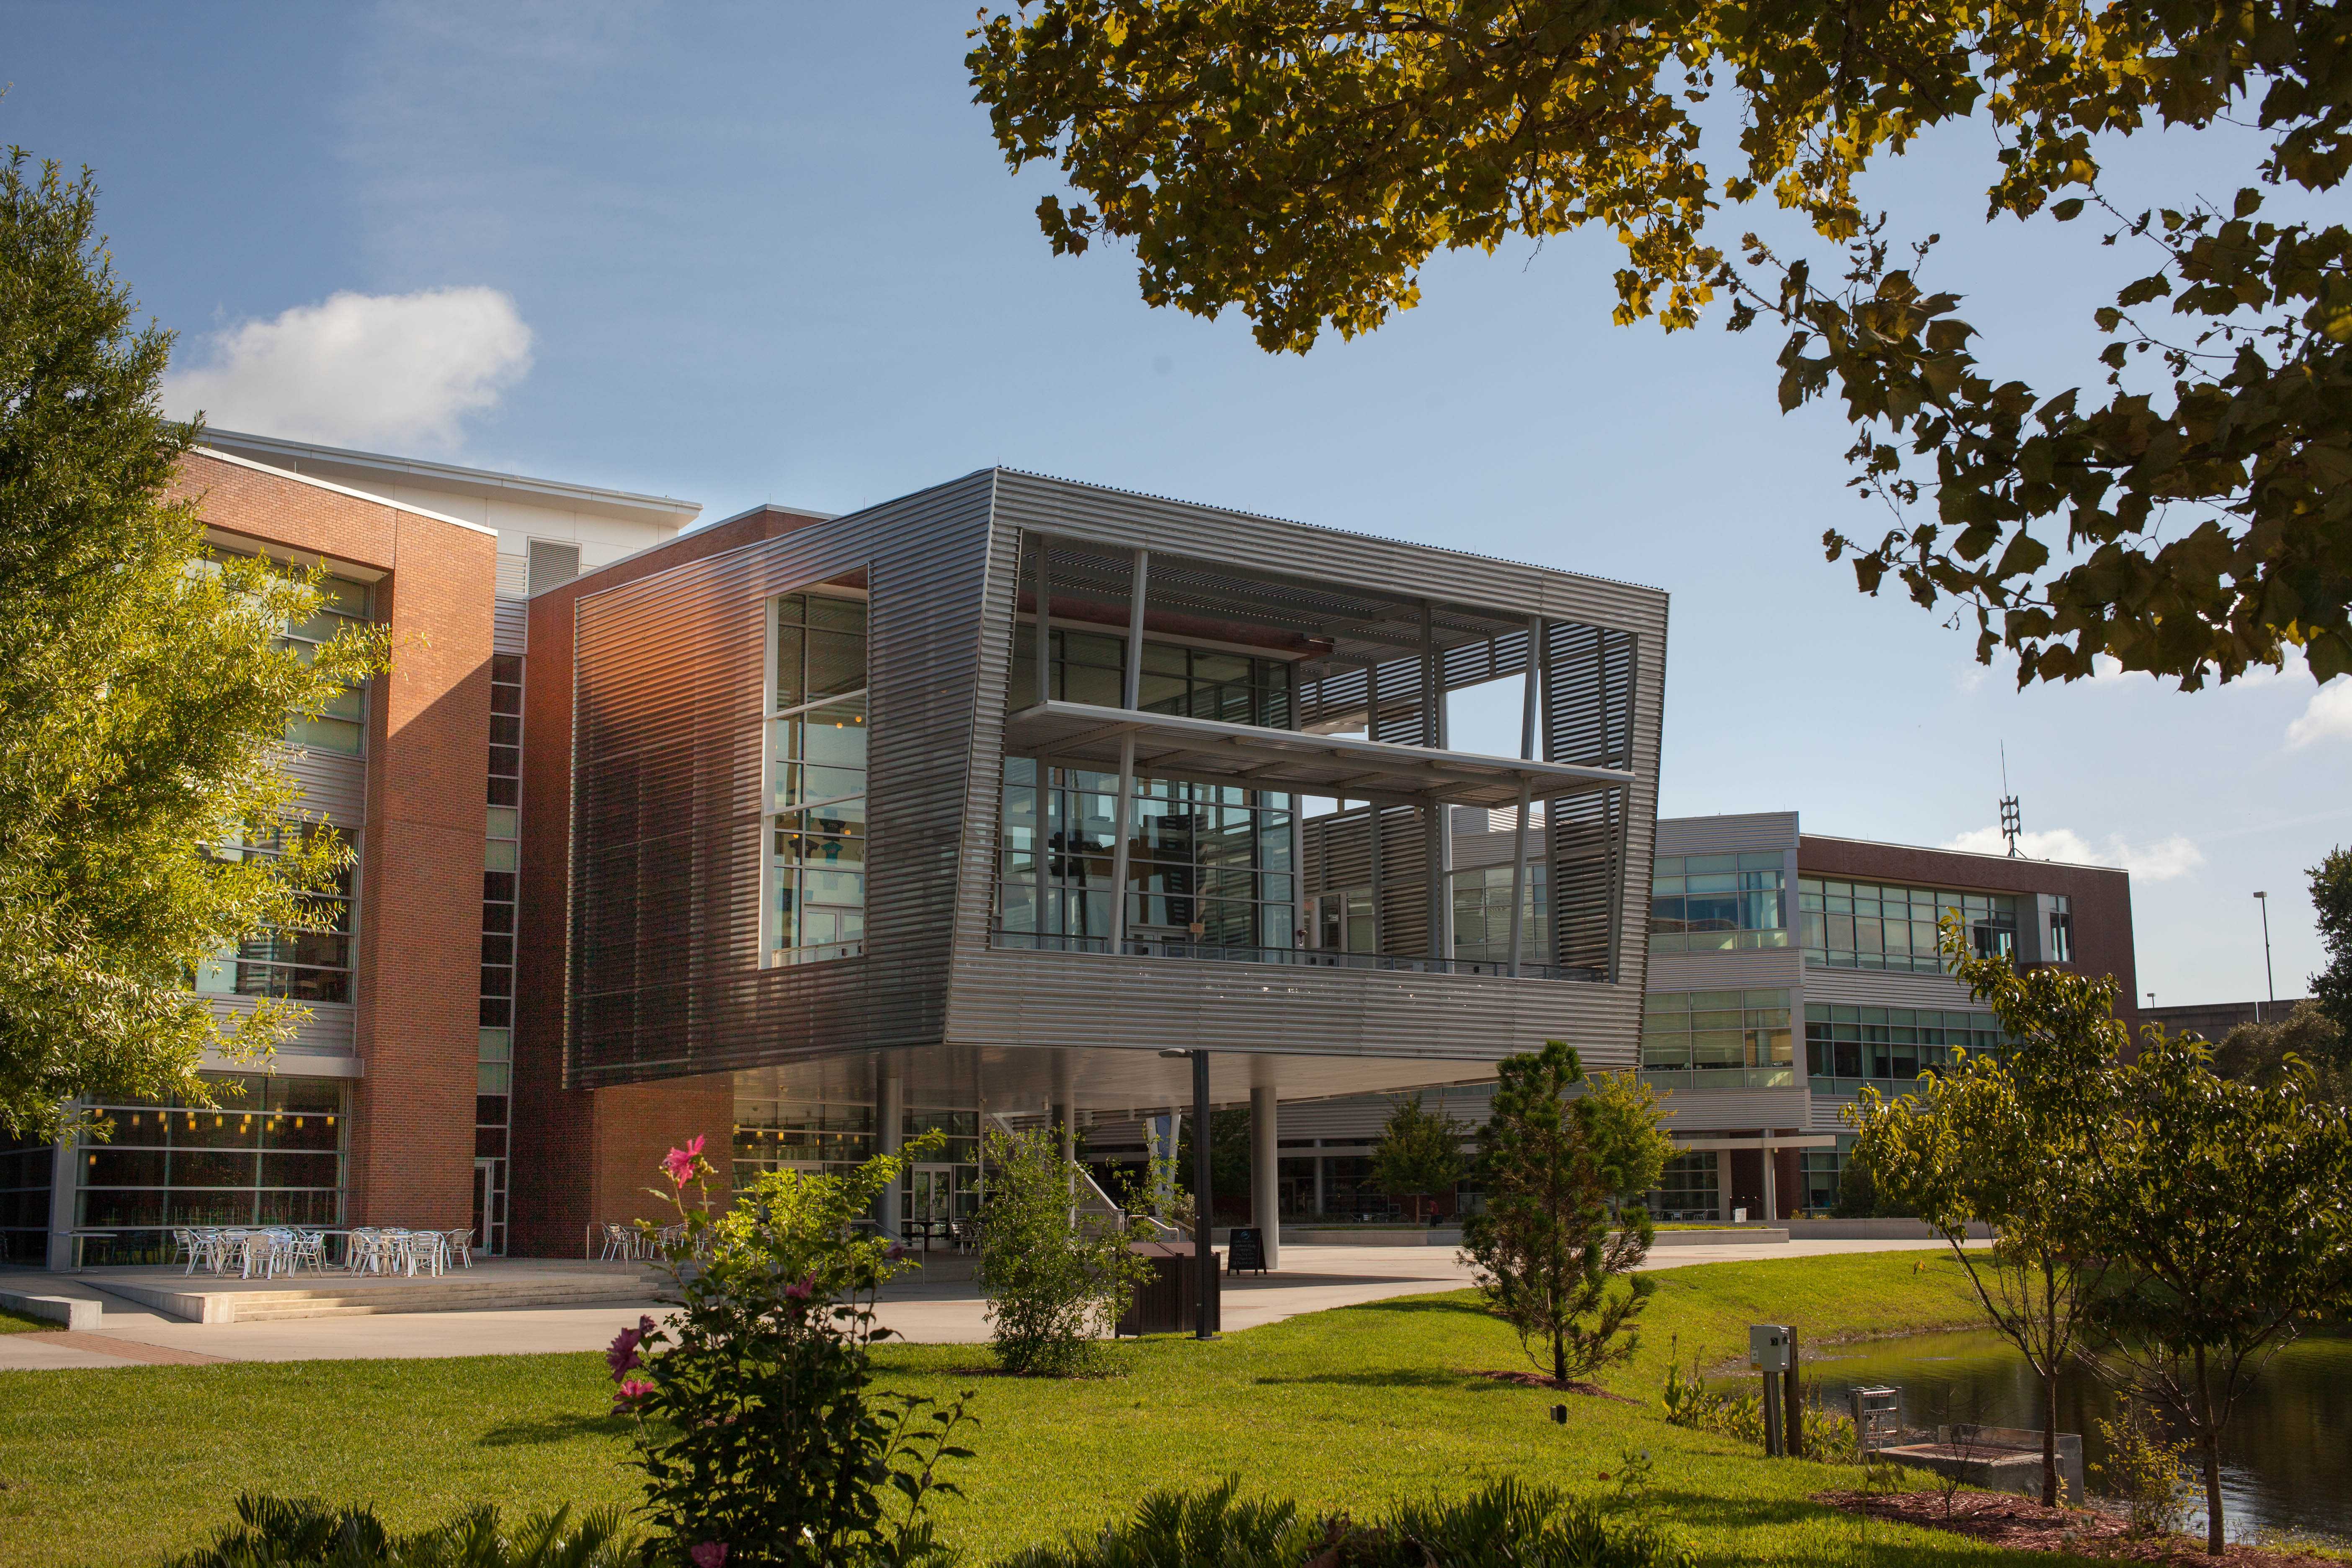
[661,1135,707,1186]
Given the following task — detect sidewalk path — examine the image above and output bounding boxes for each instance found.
[0,1238,1956,1370]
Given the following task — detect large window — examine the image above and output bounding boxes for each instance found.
[193,826,354,1003]
[1798,879,2017,972]
[1805,1002,2006,1083]
[1315,887,1377,953]
[477,652,522,1255]
[995,761,1296,951]
[283,574,371,756]
[1010,627,1294,728]
[1641,988,1795,1087]
[0,1133,52,1264]
[72,1073,346,1264]
[1643,1150,1721,1221]
[769,593,867,965]
[1452,864,1550,962]
[1649,853,1787,952]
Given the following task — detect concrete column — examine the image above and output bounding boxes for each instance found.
[1761,1137,1778,1222]
[1250,1083,1281,1271]
[1312,1149,1326,1217]
[46,1131,75,1271]
[1715,1148,1733,1222]
[876,1061,904,1238]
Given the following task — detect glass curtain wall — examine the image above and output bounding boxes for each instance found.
[1451,865,1550,962]
[71,1074,348,1265]
[1640,989,1796,1088]
[769,593,868,965]
[995,761,1297,951]
[1649,854,1787,952]
[1010,627,1293,727]
[1805,1003,2006,1086]
[280,573,372,755]
[0,1132,52,1264]
[191,826,355,1003]
[476,651,523,1254]
[1798,879,2019,970]
[1643,1150,1721,1222]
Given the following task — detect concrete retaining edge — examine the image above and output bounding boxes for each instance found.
[0,1289,103,1330]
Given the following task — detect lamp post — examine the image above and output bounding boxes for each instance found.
[2254,891,2276,1020]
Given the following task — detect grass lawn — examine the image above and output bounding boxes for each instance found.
[0,1250,2097,1568]
[0,1308,48,1336]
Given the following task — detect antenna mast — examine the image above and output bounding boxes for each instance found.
[1999,744,2022,858]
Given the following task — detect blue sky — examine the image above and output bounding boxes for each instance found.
[8,0,2345,1004]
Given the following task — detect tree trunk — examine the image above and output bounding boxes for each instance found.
[2198,1346,2224,1555]
[2042,1366,2060,1508]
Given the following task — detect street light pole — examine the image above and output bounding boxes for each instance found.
[2254,891,2276,1020]
[1191,1047,1215,1339]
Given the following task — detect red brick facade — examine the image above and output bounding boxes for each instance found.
[175,451,496,1229]
[508,505,829,1255]
[1798,834,2142,1040]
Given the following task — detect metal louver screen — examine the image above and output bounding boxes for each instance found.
[1544,621,1637,982]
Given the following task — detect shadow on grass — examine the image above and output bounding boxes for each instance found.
[478,1413,632,1447]
[1331,1294,1487,1318]
[1248,1367,1512,1392]
[1640,1486,2057,1566]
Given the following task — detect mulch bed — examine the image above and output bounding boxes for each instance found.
[1816,1490,2339,1566]
[1465,1369,1639,1402]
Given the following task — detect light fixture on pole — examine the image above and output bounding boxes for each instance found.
[2254,891,2276,1019]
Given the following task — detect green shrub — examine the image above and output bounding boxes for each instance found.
[2092,1405,2194,1536]
[976,1127,1152,1376]
[164,1493,640,1568]
[996,1478,1693,1568]
[619,1135,973,1568]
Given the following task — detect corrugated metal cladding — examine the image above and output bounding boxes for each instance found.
[495,555,530,598]
[567,472,1000,1088]
[1657,813,1799,856]
[568,468,1666,1089]
[1804,967,1977,1009]
[1648,949,1805,991]
[493,598,528,656]
[284,748,365,827]
[1655,1087,1809,1129]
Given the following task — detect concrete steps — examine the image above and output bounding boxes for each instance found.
[88,1267,670,1324]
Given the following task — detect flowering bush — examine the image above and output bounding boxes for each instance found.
[975,1126,1152,1376]
[611,1131,973,1568]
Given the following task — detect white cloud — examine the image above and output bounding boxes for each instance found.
[2286,676,2352,749]
[1942,826,2206,882]
[163,287,533,453]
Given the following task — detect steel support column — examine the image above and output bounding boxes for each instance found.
[1193,1048,1216,1338]
[1508,615,1542,977]
[876,1061,904,1238]
[1250,1083,1280,1271]
[1108,549,1148,951]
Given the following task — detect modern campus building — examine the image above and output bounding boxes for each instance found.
[3,438,1674,1270]
[1220,808,2138,1222]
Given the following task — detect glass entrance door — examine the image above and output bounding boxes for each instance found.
[909,1164,954,1249]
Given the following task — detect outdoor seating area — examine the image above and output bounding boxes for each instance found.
[594,1222,686,1261]
[172,1226,474,1280]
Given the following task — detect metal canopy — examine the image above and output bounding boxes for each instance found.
[1004,699,1632,808]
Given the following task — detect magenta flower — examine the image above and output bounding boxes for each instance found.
[784,1272,817,1302]
[884,1242,909,1261]
[689,1544,729,1568]
[605,1314,656,1379]
[613,1377,654,1412]
[661,1135,707,1186]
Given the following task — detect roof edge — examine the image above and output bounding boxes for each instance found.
[191,446,499,538]
[201,428,701,521]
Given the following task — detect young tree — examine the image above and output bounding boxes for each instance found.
[1848,914,2124,1506]
[0,152,384,1136]
[2088,1032,2352,1555]
[2214,1000,2348,1104]
[976,1126,1152,1375]
[2311,847,2352,1039]
[968,3,2352,689]
[1368,1091,1466,1222]
[1461,1042,1674,1387]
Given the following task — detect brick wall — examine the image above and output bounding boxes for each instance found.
[1798,834,2141,1040]
[508,505,830,1255]
[177,451,496,1229]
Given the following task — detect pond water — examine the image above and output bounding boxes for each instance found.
[1741,1329,2352,1547]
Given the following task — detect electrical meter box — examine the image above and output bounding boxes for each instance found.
[1748,1323,1792,1373]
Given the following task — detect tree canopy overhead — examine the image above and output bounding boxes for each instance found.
[969,0,2352,688]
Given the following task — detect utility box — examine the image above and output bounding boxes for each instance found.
[1850,1386,1904,1451]
[1748,1323,1792,1373]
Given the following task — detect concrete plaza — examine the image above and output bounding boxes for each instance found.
[0,1238,1956,1371]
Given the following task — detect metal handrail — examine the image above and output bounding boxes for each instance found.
[989,929,1598,981]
